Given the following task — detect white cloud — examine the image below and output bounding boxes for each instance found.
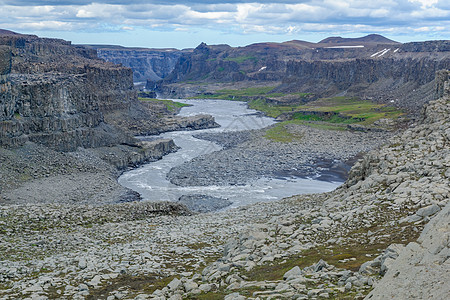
[0,1,448,45]
[76,9,95,18]
[408,0,439,9]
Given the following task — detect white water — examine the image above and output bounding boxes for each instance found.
[118,99,342,209]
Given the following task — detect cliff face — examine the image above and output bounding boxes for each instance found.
[151,37,450,112]
[0,31,165,151]
[0,33,129,151]
[86,45,189,82]
[284,54,450,111]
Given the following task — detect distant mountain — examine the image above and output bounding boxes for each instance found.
[319,34,399,45]
[241,34,399,52]
[0,29,19,35]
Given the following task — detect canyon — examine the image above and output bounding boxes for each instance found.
[143,35,449,116]
[0,30,217,203]
[0,29,449,299]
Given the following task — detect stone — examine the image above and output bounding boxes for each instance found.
[416,204,440,217]
[78,259,87,270]
[88,275,102,287]
[183,280,198,292]
[224,292,246,300]
[284,266,302,280]
[78,284,89,292]
[313,259,329,272]
[344,282,352,291]
[199,283,213,293]
[275,282,291,291]
[167,278,182,291]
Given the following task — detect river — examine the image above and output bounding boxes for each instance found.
[118,99,342,209]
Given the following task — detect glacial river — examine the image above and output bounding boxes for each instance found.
[118,99,342,209]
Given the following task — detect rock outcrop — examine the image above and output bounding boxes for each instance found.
[367,200,450,299]
[0,31,137,151]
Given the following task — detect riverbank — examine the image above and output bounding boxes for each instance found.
[0,110,219,205]
[0,140,176,205]
[0,96,448,299]
[168,124,392,186]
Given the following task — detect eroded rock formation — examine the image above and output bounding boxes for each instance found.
[84,45,190,82]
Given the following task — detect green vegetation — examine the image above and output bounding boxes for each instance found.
[298,97,404,125]
[264,119,348,142]
[193,87,404,139]
[192,86,277,101]
[85,274,174,300]
[247,97,307,118]
[241,242,382,283]
[264,123,303,143]
[139,97,190,112]
[223,55,258,64]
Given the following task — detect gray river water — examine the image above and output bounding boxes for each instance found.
[118,99,342,209]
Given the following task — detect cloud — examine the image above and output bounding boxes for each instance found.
[0,0,448,44]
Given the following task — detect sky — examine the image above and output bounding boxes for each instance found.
[0,0,448,49]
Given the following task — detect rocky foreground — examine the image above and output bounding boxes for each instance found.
[0,88,449,299]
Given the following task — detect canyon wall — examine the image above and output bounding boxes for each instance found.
[284,54,450,111]
[150,38,450,112]
[87,45,189,82]
[0,32,164,151]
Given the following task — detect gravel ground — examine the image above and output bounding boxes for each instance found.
[0,143,139,205]
[168,124,392,186]
[177,194,232,213]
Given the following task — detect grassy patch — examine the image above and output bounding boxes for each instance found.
[186,291,227,300]
[139,98,190,112]
[242,243,385,282]
[264,123,303,143]
[247,98,302,118]
[86,274,173,300]
[264,119,346,142]
[187,242,211,250]
[224,56,258,64]
[299,97,404,125]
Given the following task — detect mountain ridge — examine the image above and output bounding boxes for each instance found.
[319,34,399,44]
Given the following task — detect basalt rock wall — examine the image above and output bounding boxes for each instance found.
[91,47,188,82]
[0,32,145,151]
[284,56,450,110]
